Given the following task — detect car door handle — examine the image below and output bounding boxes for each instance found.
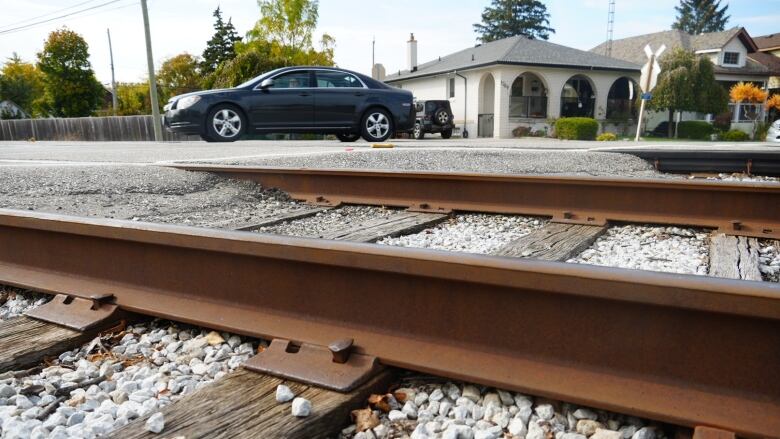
[354,92,365,96]
[299,92,311,97]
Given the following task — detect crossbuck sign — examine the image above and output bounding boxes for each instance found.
[635,44,666,141]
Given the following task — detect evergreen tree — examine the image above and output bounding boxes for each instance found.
[672,0,729,34]
[474,0,554,43]
[201,7,242,75]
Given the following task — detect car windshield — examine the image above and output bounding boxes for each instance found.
[233,68,286,89]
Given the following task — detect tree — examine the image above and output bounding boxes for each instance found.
[672,0,729,34]
[158,53,201,97]
[730,82,767,139]
[0,53,45,116]
[201,7,242,75]
[242,0,335,66]
[474,0,554,43]
[649,49,728,137]
[36,28,104,117]
[767,94,780,122]
[115,81,165,116]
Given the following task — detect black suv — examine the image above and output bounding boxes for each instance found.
[413,100,454,139]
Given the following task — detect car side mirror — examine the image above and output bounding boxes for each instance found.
[259,78,275,89]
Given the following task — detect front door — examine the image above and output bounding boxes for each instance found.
[249,70,314,129]
[313,70,366,128]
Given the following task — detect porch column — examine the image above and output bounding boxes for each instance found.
[493,69,512,138]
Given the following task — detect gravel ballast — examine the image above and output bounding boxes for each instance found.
[0,288,49,321]
[210,149,661,178]
[379,214,546,255]
[340,377,668,439]
[759,240,780,282]
[0,319,261,439]
[569,225,710,275]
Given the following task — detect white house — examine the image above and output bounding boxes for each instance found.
[0,100,29,119]
[384,34,641,138]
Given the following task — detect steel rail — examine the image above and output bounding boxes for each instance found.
[166,165,780,239]
[0,209,778,437]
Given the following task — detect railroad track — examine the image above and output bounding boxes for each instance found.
[0,166,778,438]
[602,148,780,176]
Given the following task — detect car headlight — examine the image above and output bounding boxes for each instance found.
[176,96,201,110]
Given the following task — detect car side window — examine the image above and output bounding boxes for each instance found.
[270,71,311,89]
[316,71,363,88]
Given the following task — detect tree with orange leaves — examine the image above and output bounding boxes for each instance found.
[729,82,767,139]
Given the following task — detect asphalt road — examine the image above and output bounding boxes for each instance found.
[0,138,777,166]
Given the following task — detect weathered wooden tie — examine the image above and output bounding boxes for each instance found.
[233,207,330,231]
[108,368,395,439]
[316,211,448,243]
[495,223,607,261]
[0,316,103,373]
[708,234,763,281]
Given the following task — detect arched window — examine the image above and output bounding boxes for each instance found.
[560,75,595,118]
[606,77,639,120]
[509,73,548,118]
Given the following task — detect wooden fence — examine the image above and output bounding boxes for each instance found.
[0,115,199,141]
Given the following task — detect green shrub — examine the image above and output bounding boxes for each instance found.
[676,121,715,140]
[555,117,599,140]
[720,129,749,141]
[596,132,618,141]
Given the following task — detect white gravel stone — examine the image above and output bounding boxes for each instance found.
[291,397,312,417]
[759,241,780,282]
[570,225,709,275]
[275,384,295,403]
[145,411,165,433]
[379,214,546,255]
[338,380,669,439]
[0,288,50,321]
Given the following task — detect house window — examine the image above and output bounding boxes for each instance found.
[448,78,455,98]
[723,52,740,65]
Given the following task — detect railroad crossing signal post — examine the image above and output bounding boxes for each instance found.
[635,44,666,142]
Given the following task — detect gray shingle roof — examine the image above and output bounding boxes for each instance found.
[591,27,768,76]
[385,35,639,83]
[754,33,780,51]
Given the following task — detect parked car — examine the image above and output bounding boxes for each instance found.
[768,119,780,143]
[412,100,454,139]
[163,67,415,143]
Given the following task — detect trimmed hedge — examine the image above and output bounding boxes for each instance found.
[720,129,749,141]
[555,117,599,140]
[676,121,715,140]
[596,132,618,141]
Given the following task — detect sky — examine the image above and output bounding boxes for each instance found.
[0,0,778,86]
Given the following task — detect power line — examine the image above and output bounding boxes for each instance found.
[0,0,103,31]
[0,0,126,35]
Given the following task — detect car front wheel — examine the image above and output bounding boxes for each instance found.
[205,105,245,142]
[361,109,393,142]
[336,133,360,142]
[413,122,424,139]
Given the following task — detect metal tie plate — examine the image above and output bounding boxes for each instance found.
[26,293,121,331]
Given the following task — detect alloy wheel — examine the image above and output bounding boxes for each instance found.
[366,112,390,139]
[212,109,241,138]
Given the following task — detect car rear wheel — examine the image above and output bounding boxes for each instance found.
[337,133,360,142]
[413,122,424,139]
[441,128,452,139]
[205,105,245,142]
[361,109,393,142]
[434,109,450,126]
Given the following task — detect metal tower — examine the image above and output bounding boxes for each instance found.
[605,0,616,57]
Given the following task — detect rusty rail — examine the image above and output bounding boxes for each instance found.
[0,209,778,437]
[166,165,780,239]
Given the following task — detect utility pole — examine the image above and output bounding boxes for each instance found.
[107,28,118,114]
[141,0,163,142]
[371,36,375,77]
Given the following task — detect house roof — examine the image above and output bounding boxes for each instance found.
[384,35,640,83]
[754,33,780,52]
[590,27,767,77]
[748,52,780,75]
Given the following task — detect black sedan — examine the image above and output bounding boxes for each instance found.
[163,66,414,143]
